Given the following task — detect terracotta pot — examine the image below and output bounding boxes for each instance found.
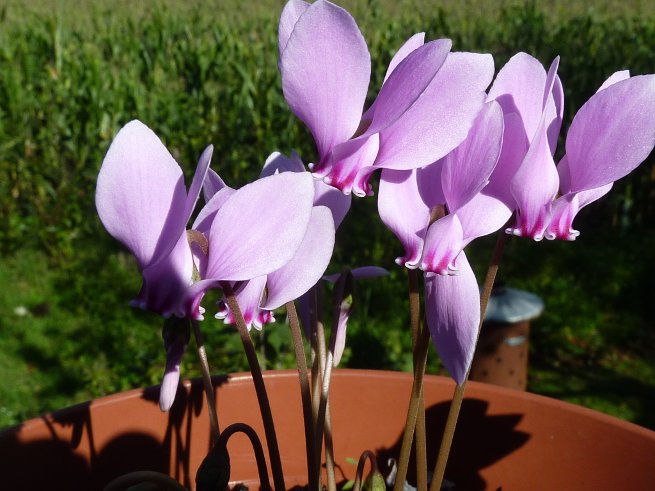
[1,369,654,490]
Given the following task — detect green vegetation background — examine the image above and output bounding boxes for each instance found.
[0,0,654,430]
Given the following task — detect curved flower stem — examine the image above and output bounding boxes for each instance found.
[223,283,286,491]
[103,471,187,491]
[191,319,220,445]
[408,269,428,491]
[286,301,319,491]
[309,285,323,432]
[429,231,508,491]
[215,423,272,491]
[309,284,328,489]
[312,320,326,479]
[353,450,379,491]
[315,273,348,491]
[392,325,430,491]
[324,400,336,491]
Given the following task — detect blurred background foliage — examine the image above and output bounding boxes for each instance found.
[0,0,653,429]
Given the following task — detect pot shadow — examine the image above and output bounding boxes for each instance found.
[376,399,531,491]
[0,376,228,490]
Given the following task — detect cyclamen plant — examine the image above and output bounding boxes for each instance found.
[96,1,655,490]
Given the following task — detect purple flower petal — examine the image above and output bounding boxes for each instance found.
[261,151,351,226]
[280,0,370,162]
[374,52,494,171]
[507,114,559,240]
[260,151,305,178]
[193,186,236,236]
[378,169,430,268]
[441,101,504,212]
[417,160,446,209]
[159,334,187,411]
[278,0,310,56]
[420,213,464,275]
[596,70,630,92]
[483,112,529,209]
[381,33,425,84]
[546,74,564,154]
[263,206,335,310]
[456,192,512,246]
[206,172,315,281]
[96,120,188,270]
[546,156,614,240]
[183,145,213,224]
[363,39,451,136]
[313,179,351,228]
[203,168,227,203]
[488,52,547,142]
[425,251,480,385]
[314,133,379,196]
[565,74,655,193]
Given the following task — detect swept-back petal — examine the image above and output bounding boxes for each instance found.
[260,151,305,178]
[425,252,480,385]
[565,75,655,193]
[278,0,310,56]
[546,185,612,241]
[374,52,493,171]
[96,120,188,269]
[159,334,187,411]
[261,151,351,227]
[313,180,351,228]
[378,169,430,268]
[364,39,451,136]
[456,192,512,246]
[192,186,236,235]
[183,145,212,224]
[546,74,564,154]
[484,112,529,209]
[420,213,464,275]
[507,114,559,240]
[263,206,335,310]
[441,101,503,212]
[383,33,425,83]
[280,0,370,161]
[488,52,546,141]
[203,168,227,203]
[417,160,446,209]
[206,172,314,281]
[597,70,630,92]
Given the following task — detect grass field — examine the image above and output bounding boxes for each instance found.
[0,0,654,431]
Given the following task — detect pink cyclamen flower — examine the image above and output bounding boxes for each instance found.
[378,100,506,273]
[197,151,338,330]
[96,120,211,410]
[486,53,564,240]
[279,0,492,196]
[488,54,655,241]
[378,101,507,384]
[96,120,212,319]
[546,72,655,240]
[96,121,319,409]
